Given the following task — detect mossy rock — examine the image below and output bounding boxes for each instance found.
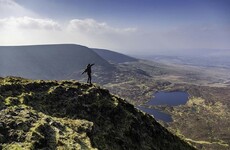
[4,97,21,106]
[0,77,195,150]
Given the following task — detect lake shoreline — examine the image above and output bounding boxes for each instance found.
[138,91,189,122]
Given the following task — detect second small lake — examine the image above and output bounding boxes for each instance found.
[137,106,173,122]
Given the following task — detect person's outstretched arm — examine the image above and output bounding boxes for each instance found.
[82,69,86,74]
[90,63,95,67]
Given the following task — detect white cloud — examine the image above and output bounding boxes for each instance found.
[64,18,138,50]
[0,16,61,30]
[0,17,137,49]
[0,16,229,53]
[68,18,137,34]
[0,1,229,53]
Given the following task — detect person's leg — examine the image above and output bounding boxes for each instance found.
[87,74,90,83]
[89,73,92,84]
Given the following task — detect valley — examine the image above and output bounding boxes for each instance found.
[86,52,230,150]
[0,44,229,150]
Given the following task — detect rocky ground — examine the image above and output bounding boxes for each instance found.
[166,85,230,150]
[0,77,195,150]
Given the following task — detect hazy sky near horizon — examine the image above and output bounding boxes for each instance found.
[0,0,229,54]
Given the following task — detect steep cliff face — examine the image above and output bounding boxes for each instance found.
[0,77,195,150]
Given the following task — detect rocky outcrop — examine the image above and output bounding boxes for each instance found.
[0,77,195,150]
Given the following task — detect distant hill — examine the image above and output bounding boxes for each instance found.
[93,48,137,63]
[0,44,112,79]
[0,77,195,150]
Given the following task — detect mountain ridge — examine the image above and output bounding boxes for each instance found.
[93,48,137,64]
[0,44,112,80]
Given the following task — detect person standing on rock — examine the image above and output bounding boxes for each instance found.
[82,63,94,85]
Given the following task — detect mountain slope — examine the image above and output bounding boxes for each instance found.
[0,77,195,150]
[0,44,112,80]
[93,48,137,63]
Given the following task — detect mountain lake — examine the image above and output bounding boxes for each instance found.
[139,91,189,122]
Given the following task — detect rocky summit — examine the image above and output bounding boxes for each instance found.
[0,77,195,150]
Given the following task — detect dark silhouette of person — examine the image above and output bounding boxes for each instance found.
[82,63,94,84]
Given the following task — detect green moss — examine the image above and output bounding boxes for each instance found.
[2,143,24,150]
[4,97,21,106]
[0,95,4,109]
[0,77,195,150]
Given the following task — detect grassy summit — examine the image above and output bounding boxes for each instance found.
[0,77,195,150]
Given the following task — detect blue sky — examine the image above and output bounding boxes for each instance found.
[0,0,229,54]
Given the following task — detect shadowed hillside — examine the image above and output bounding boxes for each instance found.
[0,77,195,150]
[93,48,138,64]
[0,44,112,80]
